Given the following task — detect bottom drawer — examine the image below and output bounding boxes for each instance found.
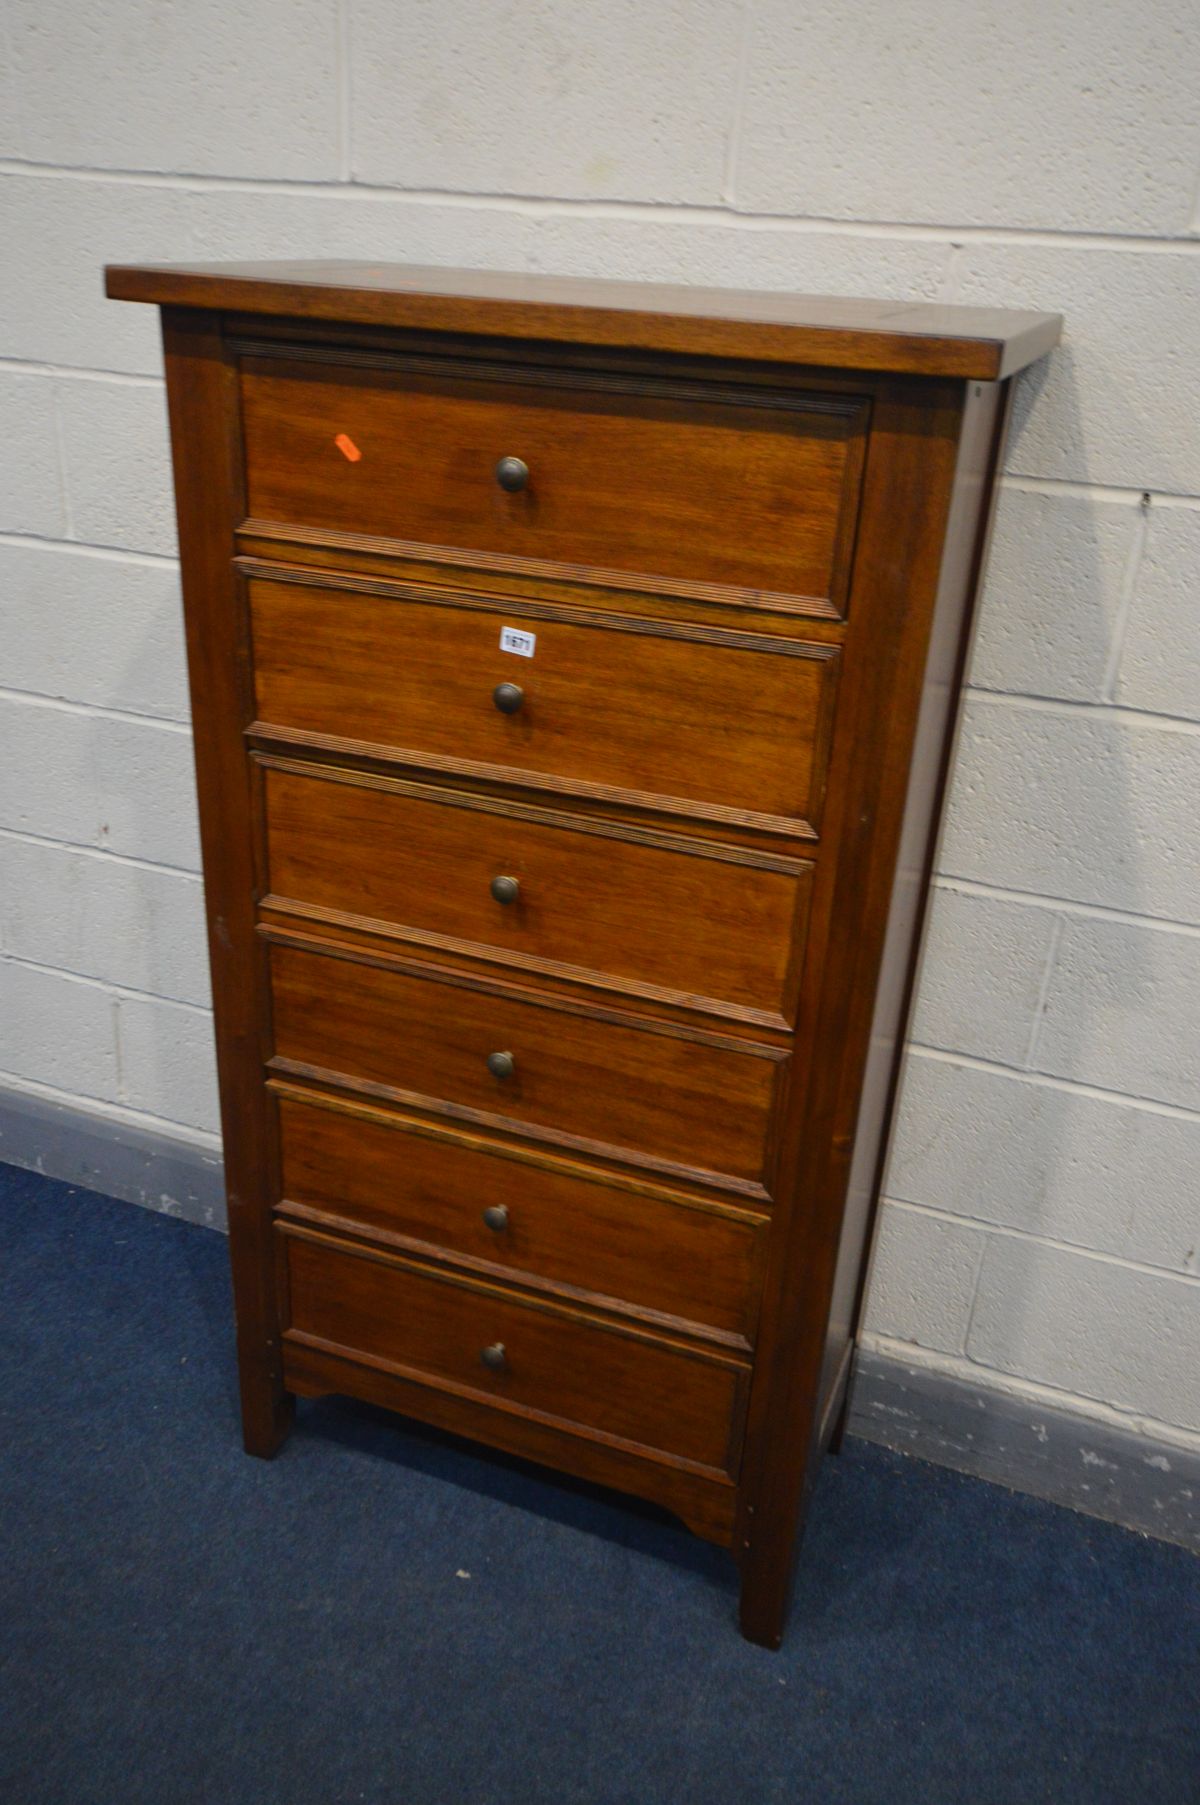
[279,1226,748,1477]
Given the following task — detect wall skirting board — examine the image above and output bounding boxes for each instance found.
[0,1084,226,1230]
[851,1348,1200,1555]
[1,1081,1196,1557]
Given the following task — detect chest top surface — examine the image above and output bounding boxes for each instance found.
[105,259,1060,381]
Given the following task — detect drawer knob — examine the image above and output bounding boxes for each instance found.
[486,1050,516,1080]
[492,681,525,715]
[480,1342,508,1372]
[490,874,520,906]
[495,455,529,493]
[482,1204,510,1232]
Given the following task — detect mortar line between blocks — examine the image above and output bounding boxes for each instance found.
[965,678,1200,731]
[0,824,198,878]
[1002,475,1200,508]
[964,687,1200,735]
[6,156,1200,250]
[0,684,192,731]
[1023,914,1064,1071]
[0,949,211,1014]
[931,876,1200,940]
[1101,491,1151,701]
[882,1196,1200,1290]
[906,1045,1200,1126]
[0,358,164,388]
[0,824,200,878]
[0,529,178,567]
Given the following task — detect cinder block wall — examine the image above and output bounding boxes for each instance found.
[2,3,1198,1451]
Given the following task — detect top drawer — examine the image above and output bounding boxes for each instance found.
[238,349,868,614]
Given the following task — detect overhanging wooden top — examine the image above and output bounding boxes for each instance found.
[105,260,1060,382]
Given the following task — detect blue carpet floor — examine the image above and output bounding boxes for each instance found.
[1,1163,1197,1805]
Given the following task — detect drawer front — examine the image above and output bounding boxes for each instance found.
[279,1227,748,1475]
[267,940,781,1196]
[276,1091,766,1341]
[261,764,805,1020]
[239,353,867,609]
[248,571,839,834]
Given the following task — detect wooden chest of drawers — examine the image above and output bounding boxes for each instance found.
[106,261,1058,1646]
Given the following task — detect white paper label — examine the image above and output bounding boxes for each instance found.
[499,626,536,658]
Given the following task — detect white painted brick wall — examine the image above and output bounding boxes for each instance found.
[0,697,200,868]
[938,702,1200,923]
[0,961,120,1102]
[1115,509,1200,717]
[1,0,1197,1449]
[0,374,66,535]
[857,1206,986,1358]
[967,487,1137,704]
[909,887,1059,1069]
[57,377,176,556]
[1035,916,1200,1110]
[888,1056,1200,1275]
[0,543,189,721]
[967,1239,1200,1433]
[0,835,209,1007]
[7,1,342,180]
[735,0,1199,234]
[114,993,221,1135]
[349,2,745,203]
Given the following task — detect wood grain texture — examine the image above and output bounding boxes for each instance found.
[158,309,291,1460]
[116,266,1058,1649]
[259,759,808,1020]
[265,934,784,1196]
[236,516,849,623]
[238,352,865,610]
[279,1225,749,1476]
[733,377,1005,1647]
[274,1086,767,1346]
[106,261,1061,379]
[244,565,840,836]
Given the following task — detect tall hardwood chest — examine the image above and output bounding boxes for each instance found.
[106,262,1058,1645]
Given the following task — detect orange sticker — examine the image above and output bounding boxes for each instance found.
[334,432,362,463]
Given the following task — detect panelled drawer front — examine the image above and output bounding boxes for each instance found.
[261,763,805,1021]
[239,354,867,609]
[275,1091,766,1341]
[279,1227,748,1476]
[267,941,781,1196]
[248,572,840,834]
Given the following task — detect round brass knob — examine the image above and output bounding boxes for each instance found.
[492,681,524,715]
[486,1050,516,1081]
[482,1204,509,1232]
[490,874,520,906]
[480,1342,508,1372]
[495,456,529,493]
